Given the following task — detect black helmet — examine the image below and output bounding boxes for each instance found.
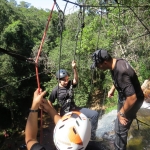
[56,69,68,80]
[91,49,110,69]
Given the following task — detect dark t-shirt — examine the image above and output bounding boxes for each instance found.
[110,59,144,102]
[49,80,77,116]
[30,142,100,150]
[31,143,46,150]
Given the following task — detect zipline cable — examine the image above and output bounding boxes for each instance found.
[0,71,46,89]
[117,2,121,39]
[71,1,85,60]
[62,0,150,8]
[73,6,83,60]
[0,48,35,64]
[127,6,150,34]
[75,6,85,89]
[96,11,102,50]
[35,1,55,144]
[112,1,150,34]
[62,0,80,7]
[63,0,68,14]
[56,5,65,66]
[55,1,65,113]
[71,5,85,106]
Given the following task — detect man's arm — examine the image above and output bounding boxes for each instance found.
[41,100,61,124]
[72,60,78,85]
[118,78,137,125]
[108,85,115,98]
[25,89,61,150]
[120,94,137,114]
[119,94,137,125]
[25,89,46,150]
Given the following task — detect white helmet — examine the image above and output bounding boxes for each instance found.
[53,111,91,150]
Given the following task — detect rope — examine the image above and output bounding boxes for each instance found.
[96,12,102,50]
[127,6,150,34]
[35,1,55,144]
[55,0,65,66]
[73,6,82,60]
[63,0,68,14]
[35,1,55,89]
[71,5,85,105]
[74,6,85,90]
[116,2,121,38]
[57,10,64,66]
[136,117,150,130]
[55,1,65,113]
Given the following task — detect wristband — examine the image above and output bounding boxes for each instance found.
[119,111,125,117]
[29,109,39,112]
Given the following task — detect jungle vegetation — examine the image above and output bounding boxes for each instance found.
[0,0,150,141]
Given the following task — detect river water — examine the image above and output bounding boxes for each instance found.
[94,101,150,150]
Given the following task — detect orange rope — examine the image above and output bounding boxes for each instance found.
[35,1,56,144]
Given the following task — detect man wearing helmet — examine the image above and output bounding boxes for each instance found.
[49,61,99,141]
[91,49,144,150]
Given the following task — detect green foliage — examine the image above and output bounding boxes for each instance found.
[138,59,150,82]
[18,1,31,8]
[0,0,150,137]
[105,91,118,113]
[2,20,33,50]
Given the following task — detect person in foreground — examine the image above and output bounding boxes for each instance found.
[49,60,99,140]
[25,89,94,150]
[91,49,144,150]
[25,89,61,150]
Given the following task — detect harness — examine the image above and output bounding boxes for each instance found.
[58,81,76,116]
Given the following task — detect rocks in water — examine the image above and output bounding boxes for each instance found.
[95,108,150,150]
[86,141,110,150]
[96,110,117,141]
[141,101,150,109]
